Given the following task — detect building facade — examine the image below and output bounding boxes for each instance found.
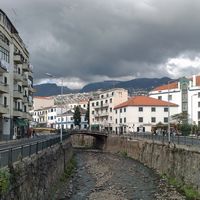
[114,96,178,134]
[0,10,34,140]
[149,75,200,125]
[89,88,128,132]
[56,108,88,130]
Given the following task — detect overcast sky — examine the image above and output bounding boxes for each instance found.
[2,0,200,89]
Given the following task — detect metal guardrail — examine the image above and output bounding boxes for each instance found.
[0,134,69,168]
[130,132,200,147]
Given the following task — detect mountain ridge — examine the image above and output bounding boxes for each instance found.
[34,77,174,96]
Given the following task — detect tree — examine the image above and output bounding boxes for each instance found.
[73,106,81,129]
[85,103,90,126]
[171,111,189,124]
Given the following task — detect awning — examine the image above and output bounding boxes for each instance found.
[15,119,28,127]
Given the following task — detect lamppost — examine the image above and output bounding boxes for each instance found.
[45,73,63,143]
[191,93,197,124]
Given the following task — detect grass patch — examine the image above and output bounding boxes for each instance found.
[60,156,77,182]
[119,150,128,158]
[162,174,200,200]
[0,168,10,196]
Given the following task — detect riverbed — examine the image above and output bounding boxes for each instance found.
[54,150,185,200]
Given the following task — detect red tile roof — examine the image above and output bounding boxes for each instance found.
[152,82,178,91]
[114,96,178,109]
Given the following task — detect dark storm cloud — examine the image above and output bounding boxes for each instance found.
[2,0,200,88]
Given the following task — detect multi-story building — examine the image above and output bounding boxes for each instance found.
[89,88,128,132]
[114,96,178,134]
[0,10,34,140]
[149,75,200,125]
[32,107,48,127]
[56,108,88,130]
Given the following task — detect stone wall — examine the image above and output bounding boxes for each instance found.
[104,136,200,192]
[2,138,73,200]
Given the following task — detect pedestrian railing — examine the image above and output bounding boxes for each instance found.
[129,132,200,147]
[0,134,69,168]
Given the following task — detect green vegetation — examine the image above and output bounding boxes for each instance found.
[119,150,128,158]
[0,168,10,195]
[73,106,81,128]
[60,156,77,182]
[162,174,200,200]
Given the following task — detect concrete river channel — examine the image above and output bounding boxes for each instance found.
[53,149,185,200]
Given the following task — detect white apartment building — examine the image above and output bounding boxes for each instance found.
[89,88,128,132]
[114,96,178,134]
[47,106,62,128]
[149,75,200,125]
[0,10,34,140]
[56,108,88,130]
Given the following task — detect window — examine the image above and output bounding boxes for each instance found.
[115,119,117,124]
[112,92,114,96]
[92,111,94,114]
[139,107,143,112]
[110,98,112,103]
[51,116,53,120]
[198,102,200,107]
[168,95,172,101]
[120,108,122,113]
[139,117,143,122]
[124,108,126,112]
[0,46,9,63]
[110,108,112,112]
[51,109,53,112]
[198,92,200,98]
[158,96,162,100]
[120,118,122,123]
[124,117,126,123]
[110,116,112,121]
[198,112,200,119]
[151,117,156,123]
[164,117,168,123]
[164,107,168,112]
[4,96,7,107]
[151,107,156,112]
[115,110,117,114]
[101,95,104,98]
[105,99,108,104]
[92,102,94,106]
[96,102,99,106]
[4,77,7,85]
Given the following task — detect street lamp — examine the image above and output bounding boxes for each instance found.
[45,73,63,143]
[167,80,175,144]
[191,93,197,124]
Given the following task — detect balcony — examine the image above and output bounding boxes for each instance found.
[13,90,23,99]
[22,76,28,86]
[22,112,32,120]
[14,54,23,64]
[94,112,109,117]
[0,104,9,114]
[28,71,33,78]
[0,82,8,93]
[22,63,29,72]
[13,109,23,117]
[0,60,8,74]
[28,86,36,93]
[14,72,23,82]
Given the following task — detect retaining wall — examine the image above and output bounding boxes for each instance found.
[1,138,73,200]
[104,136,200,192]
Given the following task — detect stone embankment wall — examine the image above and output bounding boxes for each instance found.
[104,136,200,192]
[2,139,73,200]
[71,135,95,147]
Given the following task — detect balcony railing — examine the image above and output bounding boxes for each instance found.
[13,109,23,117]
[0,82,8,93]
[14,72,23,82]
[0,104,9,114]
[14,54,23,64]
[13,90,23,99]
